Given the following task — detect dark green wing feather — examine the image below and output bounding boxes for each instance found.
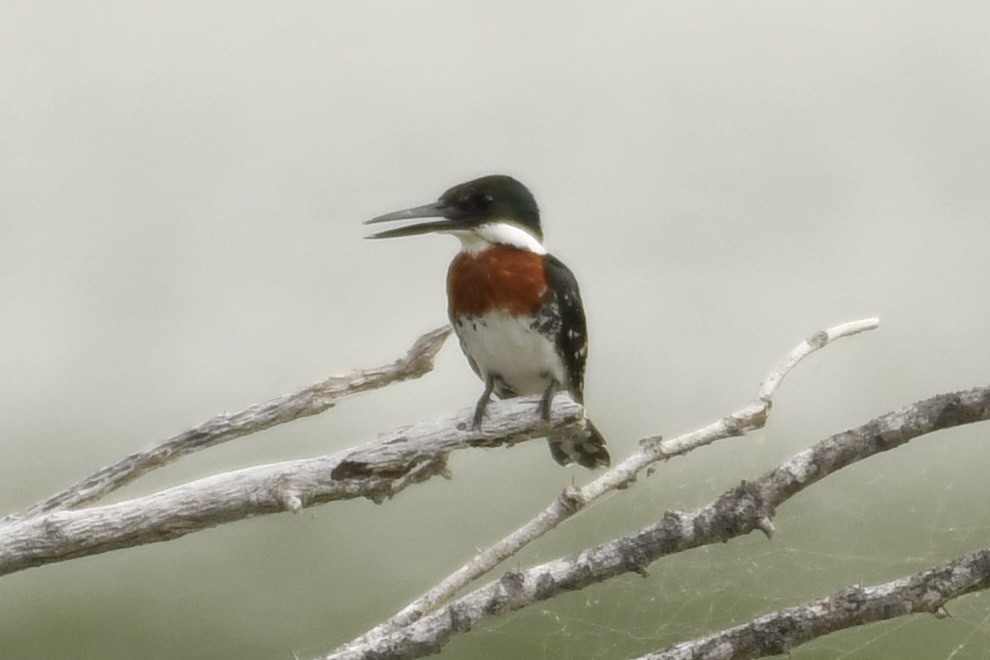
[543,254,589,403]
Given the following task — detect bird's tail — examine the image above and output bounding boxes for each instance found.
[547,417,611,469]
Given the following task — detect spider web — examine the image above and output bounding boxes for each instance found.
[450,424,990,659]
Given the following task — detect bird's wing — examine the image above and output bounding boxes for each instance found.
[543,254,589,404]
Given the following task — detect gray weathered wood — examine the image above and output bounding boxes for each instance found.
[324,386,990,659]
[0,395,587,577]
[333,318,881,653]
[9,325,452,519]
[642,547,990,659]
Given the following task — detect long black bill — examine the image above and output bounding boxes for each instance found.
[364,201,459,239]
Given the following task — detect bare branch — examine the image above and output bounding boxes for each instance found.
[336,318,880,650]
[324,385,990,659]
[0,395,588,577]
[9,325,452,520]
[640,547,990,659]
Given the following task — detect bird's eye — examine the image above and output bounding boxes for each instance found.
[453,188,495,213]
[473,191,494,209]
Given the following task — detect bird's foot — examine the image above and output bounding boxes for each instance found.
[538,382,557,424]
[471,401,487,430]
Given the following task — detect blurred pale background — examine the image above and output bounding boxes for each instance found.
[2,2,989,658]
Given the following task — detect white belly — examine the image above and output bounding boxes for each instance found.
[453,311,565,397]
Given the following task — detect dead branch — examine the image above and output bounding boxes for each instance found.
[333,318,880,652]
[10,315,982,659]
[323,386,990,659]
[641,546,990,659]
[0,395,587,577]
[8,325,451,520]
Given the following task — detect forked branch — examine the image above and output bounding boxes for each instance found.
[0,395,588,577]
[331,318,880,656]
[9,325,452,520]
[324,386,990,659]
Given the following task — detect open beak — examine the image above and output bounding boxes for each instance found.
[364,201,464,239]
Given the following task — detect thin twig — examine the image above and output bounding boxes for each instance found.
[333,317,879,653]
[8,325,452,521]
[323,385,990,659]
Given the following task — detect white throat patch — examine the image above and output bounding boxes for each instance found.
[453,221,546,255]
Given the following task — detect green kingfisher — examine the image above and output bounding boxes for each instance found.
[365,175,610,469]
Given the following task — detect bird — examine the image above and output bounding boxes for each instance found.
[364,175,610,469]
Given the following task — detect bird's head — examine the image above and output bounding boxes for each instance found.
[365,175,543,251]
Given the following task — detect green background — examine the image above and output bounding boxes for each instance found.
[2,2,988,658]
